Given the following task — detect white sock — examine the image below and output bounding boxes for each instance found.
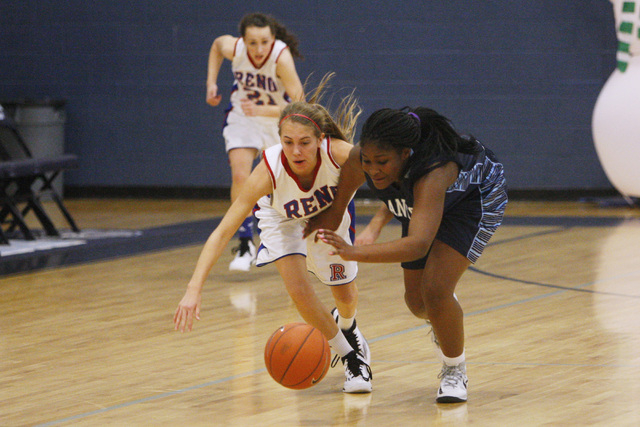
[328,330,354,357]
[338,310,355,330]
[442,350,466,367]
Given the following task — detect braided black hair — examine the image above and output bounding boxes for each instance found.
[360,107,477,158]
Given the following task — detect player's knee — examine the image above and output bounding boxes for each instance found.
[422,284,455,316]
[404,291,427,318]
[286,283,314,305]
[335,292,357,309]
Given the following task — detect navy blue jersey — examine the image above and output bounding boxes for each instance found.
[365,138,507,265]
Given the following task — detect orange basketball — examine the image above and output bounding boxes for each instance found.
[264,322,332,389]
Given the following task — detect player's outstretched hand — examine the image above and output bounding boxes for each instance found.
[174,288,201,332]
[316,228,356,261]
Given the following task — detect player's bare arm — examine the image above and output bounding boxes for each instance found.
[319,162,458,263]
[304,145,365,237]
[277,49,305,102]
[354,203,393,246]
[243,49,304,117]
[174,161,272,332]
[206,35,237,106]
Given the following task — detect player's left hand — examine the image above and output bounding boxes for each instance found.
[240,98,259,116]
[316,229,356,261]
[174,288,201,332]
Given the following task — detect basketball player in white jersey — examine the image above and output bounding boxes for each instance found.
[206,13,305,271]
[176,77,372,393]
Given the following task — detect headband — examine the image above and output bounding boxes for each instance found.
[408,112,420,123]
[279,113,322,133]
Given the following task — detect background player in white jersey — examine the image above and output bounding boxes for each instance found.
[206,13,305,271]
[175,76,372,393]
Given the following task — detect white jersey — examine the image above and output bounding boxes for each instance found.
[262,136,341,219]
[229,38,291,125]
[254,137,357,285]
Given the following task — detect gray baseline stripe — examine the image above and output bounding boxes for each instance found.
[35,368,265,427]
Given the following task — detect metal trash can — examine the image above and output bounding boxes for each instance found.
[10,99,67,196]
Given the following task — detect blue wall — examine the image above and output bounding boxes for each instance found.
[0,1,617,191]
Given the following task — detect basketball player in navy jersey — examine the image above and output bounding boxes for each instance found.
[307,107,508,403]
[206,13,304,271]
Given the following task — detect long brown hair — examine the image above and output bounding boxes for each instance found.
[279,73,360,143]
[239,13,302,59]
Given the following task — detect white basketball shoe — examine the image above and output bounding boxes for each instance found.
[229,239,256,272]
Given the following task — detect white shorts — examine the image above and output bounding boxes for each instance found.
[222,110,281,153]
[254,197,358,286]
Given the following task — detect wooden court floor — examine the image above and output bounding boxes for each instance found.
[1,198,640,426]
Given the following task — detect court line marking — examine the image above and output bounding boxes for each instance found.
[469,266,640,298]
[35,369,265,427]
[370,360,640,368]
[474,225,640,298]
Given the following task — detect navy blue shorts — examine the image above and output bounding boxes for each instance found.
[401,174,507,270]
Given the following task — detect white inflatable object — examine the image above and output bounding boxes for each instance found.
[592,0,640,200]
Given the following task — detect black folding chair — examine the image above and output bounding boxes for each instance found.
[0,111,80,242]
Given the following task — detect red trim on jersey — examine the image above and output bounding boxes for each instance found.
[247,40,275,69]
[252,203,261,217]
[280,148,323,192]
[263,151,277,190]
[233,38,240,56]
[226,84,239,115]
[325,136,340,169]
[274,46,289,63]
[348,208,356,239]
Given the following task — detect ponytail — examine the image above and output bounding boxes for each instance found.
[406,107,457,158]
[272,20,302,59]
[407,107,479,157]
[279,73,360,143]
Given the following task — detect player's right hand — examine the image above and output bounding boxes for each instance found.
[206,84,222,106]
